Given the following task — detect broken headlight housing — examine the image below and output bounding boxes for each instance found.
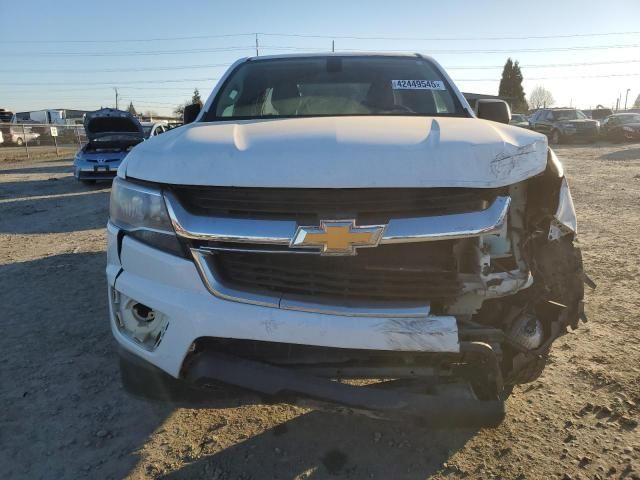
[110,177,185,256]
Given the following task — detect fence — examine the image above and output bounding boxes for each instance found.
[0,123,87,161]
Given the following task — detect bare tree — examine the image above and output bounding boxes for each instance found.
[529,86,555,109]
[173,104,186,118]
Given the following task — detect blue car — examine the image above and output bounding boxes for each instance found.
[74,108,143,184]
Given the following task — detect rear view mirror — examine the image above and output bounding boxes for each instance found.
[183,103,202,124]
[476,99,511,124]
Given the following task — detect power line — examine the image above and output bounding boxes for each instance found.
[5,58,640,75]
[2,29,640,44]
[447,59,640,70]
[326,43,640,54]
[0,46,253,57]
[0,33,256,44]
[2,62,233,74]
[458,72,640,81]
[0,77,218,86]
[4,41,640,57]
[258,31,640,42]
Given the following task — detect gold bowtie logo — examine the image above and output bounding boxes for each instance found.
[291,220,385,255]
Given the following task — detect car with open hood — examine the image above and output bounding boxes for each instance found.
[106,53,587,426]
[73,108,143,183]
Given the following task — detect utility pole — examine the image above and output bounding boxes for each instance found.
[625,88,631,110]
[113,87,119,110]
[332,40,335,52]
[255,33,259,56]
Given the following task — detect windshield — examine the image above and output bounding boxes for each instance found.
[619,114,640,124]
[142,125,153,137]
[512,114,526,121]
[206,56,467,120]
[553,110,587,121]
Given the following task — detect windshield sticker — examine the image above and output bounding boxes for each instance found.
[391,80,446,90]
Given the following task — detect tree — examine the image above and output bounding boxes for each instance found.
[498,58,527,112]
[192,88,202,105]
[529,86,554,109]
[173,103,186,118]
[126,101,137,116]
[633,93,640,109]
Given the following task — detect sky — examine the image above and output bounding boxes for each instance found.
[1,0,640,116]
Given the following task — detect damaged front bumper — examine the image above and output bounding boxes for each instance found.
[108,223,508,424]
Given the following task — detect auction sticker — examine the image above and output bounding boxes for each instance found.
[391,80,446,90]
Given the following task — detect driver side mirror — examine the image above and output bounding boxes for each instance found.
[475,99,511,124]
[183,103,202,125]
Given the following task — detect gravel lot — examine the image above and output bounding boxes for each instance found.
[1,144,639,480]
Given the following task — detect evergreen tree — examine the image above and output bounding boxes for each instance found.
[498,58,528,112]
[192,88,202,105]
[126,101,137,116]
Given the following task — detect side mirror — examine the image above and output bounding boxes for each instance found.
[183,103,202,124]
[476,99,511,124]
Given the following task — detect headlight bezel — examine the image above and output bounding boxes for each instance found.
[109,177,186,257]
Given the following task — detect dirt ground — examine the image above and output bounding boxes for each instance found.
[1,143,639,480]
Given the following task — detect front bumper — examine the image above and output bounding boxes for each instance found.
[560,127,598,142]
[107,223,462,379]
[74,164,118,181]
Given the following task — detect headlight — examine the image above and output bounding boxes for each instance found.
[109,177,185,256]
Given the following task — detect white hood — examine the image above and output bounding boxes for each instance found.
[122,116,548,188]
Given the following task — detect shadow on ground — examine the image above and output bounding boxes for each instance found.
[0,252,175,479]
[599,146,640,161]
[157,409,478,479]
[0,189,110,233]
[0,164,73,175]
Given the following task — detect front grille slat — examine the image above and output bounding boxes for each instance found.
[176,186,488,303]
[174,186,501,222]
[213,242,463,303]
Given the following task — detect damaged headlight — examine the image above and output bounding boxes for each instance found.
[110,177,185,256]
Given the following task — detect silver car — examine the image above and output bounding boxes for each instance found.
[74,108,143,184]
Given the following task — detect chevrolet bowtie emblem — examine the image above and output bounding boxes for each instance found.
[291,220,386,255]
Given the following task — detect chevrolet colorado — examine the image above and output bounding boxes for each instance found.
[107,53,586,426]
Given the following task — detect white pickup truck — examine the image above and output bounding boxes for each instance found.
[107,53,585,426]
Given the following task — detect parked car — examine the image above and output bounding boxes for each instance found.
[600,113,640,142]
[107,53,585,426]
[509,113,529,128]
[73,108,143,184]
[0,108,13,123]
[140,121,167,139]
[529,108,599,144]
[9,125,40,146]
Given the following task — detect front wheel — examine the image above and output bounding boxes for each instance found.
[550,130,561,145]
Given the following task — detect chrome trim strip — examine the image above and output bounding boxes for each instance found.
[190,248,432,317]
[279,296,430,317]
[191,249,280,308]
[166,192,511,246]
[164,190,293,244]
[382,196,511,244]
